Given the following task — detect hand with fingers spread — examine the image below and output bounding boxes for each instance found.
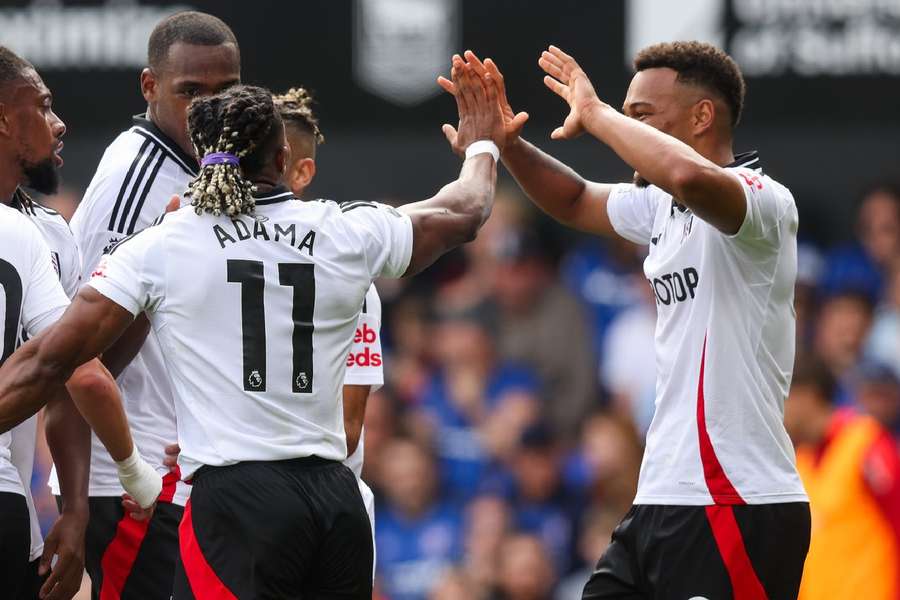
[437,54,506,157]
[38,513,86,600]
[538,45,604,140]
[438,50,529,150]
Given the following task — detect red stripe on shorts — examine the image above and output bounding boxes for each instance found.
[696,334,746,504]
[99,471,179,599]
[705,505,769,600]
[179,499,237,600]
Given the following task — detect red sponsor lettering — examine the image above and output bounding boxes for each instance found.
[347,346,382,367]
[353,323,378,344]
[738,172,763,190]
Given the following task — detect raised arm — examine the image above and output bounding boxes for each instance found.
[0,288,134,431]
[438,51,617,237]
[399,55,505,276]
[539,46,747,235]
[0,288,162,508]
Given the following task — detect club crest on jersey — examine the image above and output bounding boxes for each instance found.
[296,372,310,390]
[248,370,263,389]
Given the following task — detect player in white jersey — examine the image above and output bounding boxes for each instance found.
[442,44,810,598]
[7,188,87,600]
[274,87,384,567]
[0,47,162,599]
[0,64,505,597]
[60,12,240,599]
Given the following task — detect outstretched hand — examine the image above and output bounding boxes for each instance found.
[438,50,529,150]
[436,53,507,156]
[538,45,604,140]
[38,513,86,599]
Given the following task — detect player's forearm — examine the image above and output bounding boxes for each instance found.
[66,360,133,462]
[44,391,90,517]
[101,314,151,379]
[450,152,497,234]
[582,103,719,204]
[501,137,591,225]
[343,385,370,456]
[402,154,496,275]
[0,339,66,432]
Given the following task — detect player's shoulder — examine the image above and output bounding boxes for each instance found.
[725,151,794,200]
[0,204,49,260]
[17,196,73,236]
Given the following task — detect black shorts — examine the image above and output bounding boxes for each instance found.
[82,473,183,600]
[16,559,50,600]
[173,456,373,600]
[0,492,31,598]
[583,503,810,600]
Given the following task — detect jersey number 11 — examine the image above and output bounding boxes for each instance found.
[227,259,315,394]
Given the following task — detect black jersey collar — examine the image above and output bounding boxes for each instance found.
[253,185,295,205]
[131,114,200,177]
[671,150,762,214]
[726,150,762,172]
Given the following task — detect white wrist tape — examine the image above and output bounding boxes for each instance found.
[465,140,500,163]
[116,446,163,509]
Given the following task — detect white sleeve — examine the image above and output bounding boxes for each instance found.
[87,227,164,317]
[727,168,796,247]
[22,230,70,337]
[59,233,83,300]
[606,183,659,245]
[71,170,134,287]
[344,285,384,391]
[342,203,413,279]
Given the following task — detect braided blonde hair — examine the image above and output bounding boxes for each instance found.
[272,87,324,145]
[186,85,280,216]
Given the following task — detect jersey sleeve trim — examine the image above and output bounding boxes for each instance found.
[88,278,141,317]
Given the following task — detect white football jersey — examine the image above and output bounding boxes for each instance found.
[10,190,81,560]
[57,115,198,504]
[606,152,807,505]
[89,186,413,480]
[343,283,383,479]
[0,205,70,506]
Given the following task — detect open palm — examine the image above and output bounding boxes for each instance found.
[538,46,602,140]
[437,50,529,152]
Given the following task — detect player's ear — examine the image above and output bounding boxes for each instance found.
[287,158,316,197]
[0,103,9,137]
[140,68,157,103]
[297,158,316,189]
[692,98,715,136]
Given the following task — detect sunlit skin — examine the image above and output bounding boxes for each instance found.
[622,68,733,184]
[141,41,241,157]
[0,67,66,200]
[283,127,316,199]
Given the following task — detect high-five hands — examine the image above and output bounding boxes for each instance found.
[538,46,605,140]
[438,50,529,152]
[439,46,605,143]
[436,53,509,156]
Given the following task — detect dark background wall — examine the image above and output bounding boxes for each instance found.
[3,0,899,244]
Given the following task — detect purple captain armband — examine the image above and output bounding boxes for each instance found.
[200,152,240,167]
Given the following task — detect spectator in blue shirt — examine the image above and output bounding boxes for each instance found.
[416,303,541,504]
[375,438,462,600]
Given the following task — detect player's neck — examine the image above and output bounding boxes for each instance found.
[0,156,21,205]
[145,105,195,159]
[695,137,735,168]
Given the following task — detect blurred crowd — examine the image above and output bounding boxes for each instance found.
[28,178,900,600]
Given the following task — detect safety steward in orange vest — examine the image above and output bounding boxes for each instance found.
[785,357,900,600]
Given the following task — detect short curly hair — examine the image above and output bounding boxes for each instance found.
[634,41,746,128]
